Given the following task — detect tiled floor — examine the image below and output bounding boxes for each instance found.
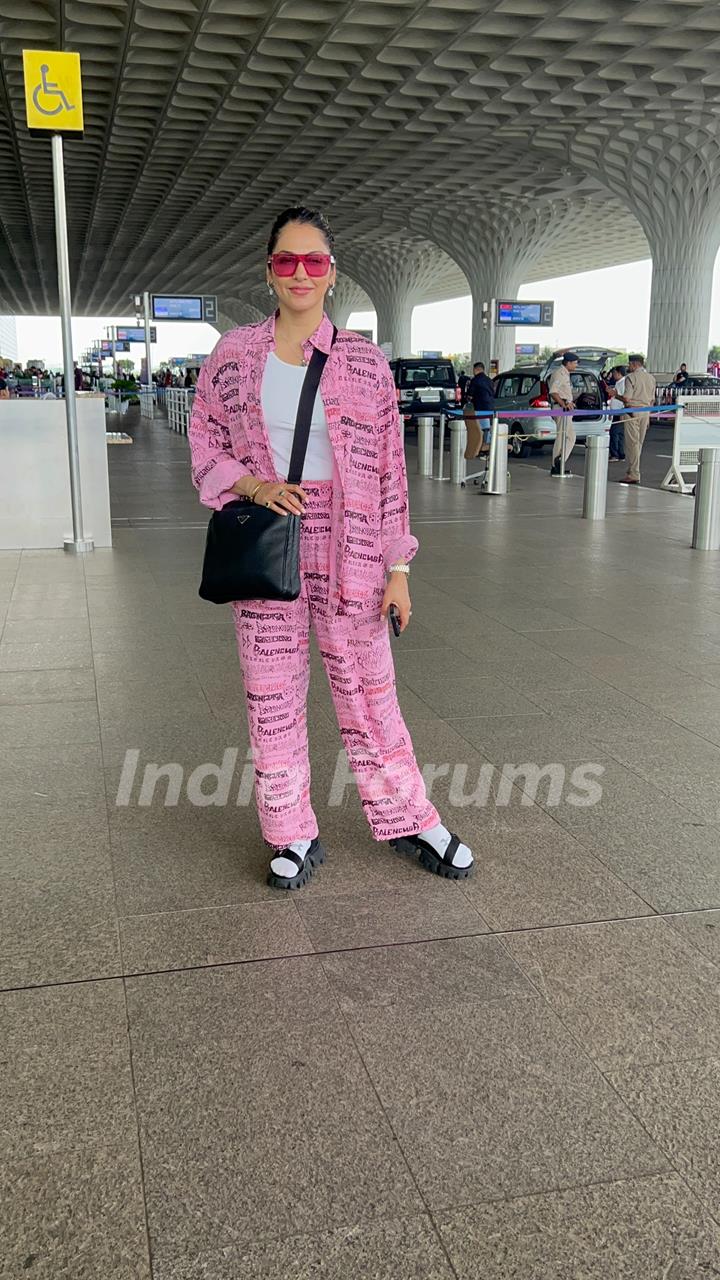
[3,411,720,1277]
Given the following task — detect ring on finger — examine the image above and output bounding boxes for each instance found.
[278,488,285,496]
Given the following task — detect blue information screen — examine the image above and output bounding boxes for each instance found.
[498,301,542,326]
[152,295,203,321]
[116,328,147,344]
[497,300,554,327]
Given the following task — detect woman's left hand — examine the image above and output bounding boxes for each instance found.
[381,573,412,632]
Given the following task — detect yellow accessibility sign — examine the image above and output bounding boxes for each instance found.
[23,50,83,132]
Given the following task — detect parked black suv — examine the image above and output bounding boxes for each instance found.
[389,357,460,425]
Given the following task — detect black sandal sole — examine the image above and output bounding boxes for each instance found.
[267,839,325,891]
[389,835,474,880]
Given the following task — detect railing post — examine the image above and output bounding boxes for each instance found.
[692,447,720,550]
[434,413,447,480]
[417,416,433,476]
[582,433,610,519]
[484,414,507,495]
[449,419,467,485]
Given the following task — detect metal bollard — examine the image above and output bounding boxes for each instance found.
[435,413,447,480]
[582,433,610,520]
[484,415,507,495]
[417,416,434,476]
[449,419,467,485]
[692,447,720,550]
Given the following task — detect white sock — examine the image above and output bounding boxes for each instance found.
[270,838,311,880]
[420,822,473,869]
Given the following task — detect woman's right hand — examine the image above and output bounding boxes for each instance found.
[253,481,306,516]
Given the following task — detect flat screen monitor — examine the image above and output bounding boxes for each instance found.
[151,295,203,322]
[497,300,554,327]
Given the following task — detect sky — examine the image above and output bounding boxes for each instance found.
[10,252,720,368]
[12,315,221,372]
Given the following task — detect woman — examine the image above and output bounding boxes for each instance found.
[189,207,473,889]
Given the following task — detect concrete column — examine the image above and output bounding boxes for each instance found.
[326,275,370,330]
[375,295,413,358]
[647,232,719,372]
[405,204,562,375]
[470,272,521,373]
[342,243,447,359]
[568,123,720,373]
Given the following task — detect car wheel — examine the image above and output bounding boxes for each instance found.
[510,427,530,458]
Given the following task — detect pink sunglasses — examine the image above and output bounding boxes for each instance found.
[268,252,335,277]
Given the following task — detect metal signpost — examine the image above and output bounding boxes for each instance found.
[23,49,93,553]
[142,291,154,418]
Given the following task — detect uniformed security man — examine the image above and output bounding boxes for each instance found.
[548,351,578,476]
[620,354,656,486]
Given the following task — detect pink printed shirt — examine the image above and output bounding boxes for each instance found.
[188,312,418,615]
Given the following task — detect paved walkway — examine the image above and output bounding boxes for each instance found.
[3,409,720,1277]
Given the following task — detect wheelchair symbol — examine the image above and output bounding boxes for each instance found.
[32,65,76,117]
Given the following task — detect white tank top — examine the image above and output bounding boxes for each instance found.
[261,351,334,481]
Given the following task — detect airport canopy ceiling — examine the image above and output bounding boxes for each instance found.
[1,0,719,316]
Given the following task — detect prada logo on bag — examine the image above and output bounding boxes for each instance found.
[237,514,251,524]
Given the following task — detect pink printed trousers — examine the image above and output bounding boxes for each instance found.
[232,483,439,848]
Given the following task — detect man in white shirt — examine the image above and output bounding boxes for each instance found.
[548,351,578,476]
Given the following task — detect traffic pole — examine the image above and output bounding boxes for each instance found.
[51,133,93,554]
[142,290,153,418]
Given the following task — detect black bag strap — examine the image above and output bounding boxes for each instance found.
[286,325,337,484]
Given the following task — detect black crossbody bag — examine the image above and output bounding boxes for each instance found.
[198,328,337,605]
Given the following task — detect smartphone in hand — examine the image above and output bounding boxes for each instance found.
[388,604,402,637]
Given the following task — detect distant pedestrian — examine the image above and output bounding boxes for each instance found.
[549,351,578,476]
[675,362,689,385]
[620,355,656,486]
[458,369,470,401]
[74,363,83,392]
[606,365,627,462]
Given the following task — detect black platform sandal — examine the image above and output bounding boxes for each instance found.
[389,832,474,880]
[267,837,325,891]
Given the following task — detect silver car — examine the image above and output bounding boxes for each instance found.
[494,347,620,457]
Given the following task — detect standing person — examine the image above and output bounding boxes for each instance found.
[189,206,474,889]
[620,354,656,486]
[548,351,578,475]
[467,361,494,413]
[74,362,83,392]
[606,365,627,462]
[466,360,495,448]
[457,369,470,402]
[675,362,689,386]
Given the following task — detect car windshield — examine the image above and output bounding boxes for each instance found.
[400,364,453,387]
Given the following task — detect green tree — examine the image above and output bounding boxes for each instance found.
[447,352,471,374]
